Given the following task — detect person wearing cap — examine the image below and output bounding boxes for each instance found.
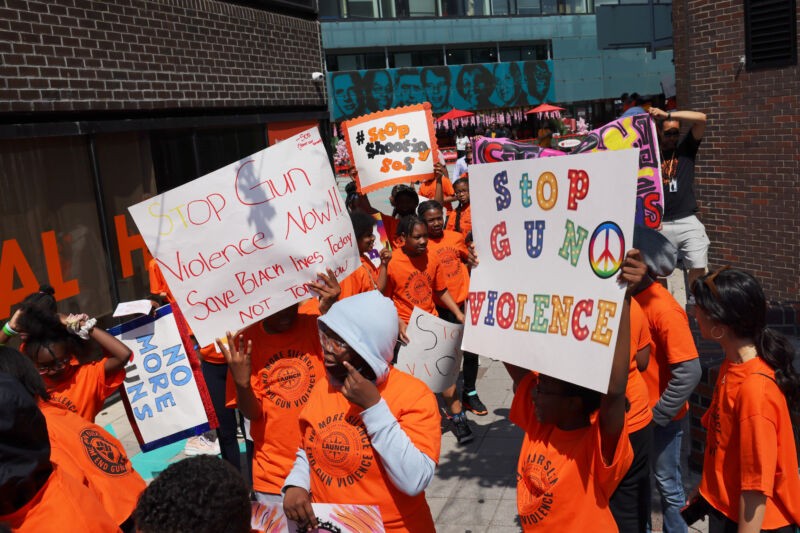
[280,291,441,532]
[631,225,701,533]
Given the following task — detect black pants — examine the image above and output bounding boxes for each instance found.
[436,306,479,394]
[201,359,253,482]
[609,422,653,533]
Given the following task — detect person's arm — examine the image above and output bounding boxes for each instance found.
[376,247,391,292]
[283,448,318,530]
[738,491,766,533]
[652,358,701,426]
[307,267,342,315]
[433,163,447,205]
[649,107,707,140]
[0,309,23,345]
[216,331,261,421]
[434,288,464,323]
[635,344,650,372]
[89,327,133,375]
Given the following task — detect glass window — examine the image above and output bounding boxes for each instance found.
[364,52,386,69]
[408,0,437,16]
[491,0,512,15]
[0,136,113,321]
[391,50,443,67]
[517,0,541,14]
[441,0,464,16]
[561,0,587,12]
[520,43,548,60]
[150,129,197,192]
[471,47,497,63]
[392,52,413,67]
[464,0,487,14]
[336,54,362,71]
[445,48,471,65]
[319,0,341,18]
[326,55,339,72]
[540,0,556,13]
[196,126,267,176]
[500,46,521,61]
[347,0,379,17]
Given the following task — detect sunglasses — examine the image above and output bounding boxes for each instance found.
[703,265,730,301]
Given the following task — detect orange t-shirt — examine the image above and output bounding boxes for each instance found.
[383,248,447,323]
[198,343,226,364]
[626,299,653,433]
[44,359,125,422]
[338,263,376,300]
[418,177,454,212]
[633,282,698,419]
[0,464,122,533]
[699,357,800,529]
[148,258,175,303]
[299,367,441,533]
[40,400,145,525]
[225,312,325,494]
[445,203,472,238]
[510,372,633,531]
[361,254,380,284]
[427,230,470,306]
[382,215,401,248]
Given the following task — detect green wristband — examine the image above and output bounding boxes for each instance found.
[3,322,18,337]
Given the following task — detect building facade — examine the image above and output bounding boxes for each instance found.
[0,0,328,322]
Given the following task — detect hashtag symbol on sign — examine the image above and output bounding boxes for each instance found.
[356,130,365,145]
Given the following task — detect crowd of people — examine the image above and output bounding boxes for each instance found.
[1,106,798,533]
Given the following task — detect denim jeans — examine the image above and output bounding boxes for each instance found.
[653,419,688,533]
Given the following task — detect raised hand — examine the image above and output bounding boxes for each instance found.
[283,486,318,531]
[216,331,252,388]
[379,246,392,266]
[398,319,409,344]
[466,241,479,268]
[618,249,647,295]
[434,162,448,179]
[340,361,380,410]
[307,267,342,314]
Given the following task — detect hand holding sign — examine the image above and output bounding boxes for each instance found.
[283,488,317,531]
[306,267,342,314]
[618,249,647,295]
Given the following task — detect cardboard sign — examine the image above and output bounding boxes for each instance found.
[473,137,565,164]
[109,305,216,451]
[343,103,439,194]
[251,502,385,533]
[396,307,464,393]
[128,128,359,347]
[462,150,639,393]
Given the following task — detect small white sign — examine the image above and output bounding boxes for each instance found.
[113,299,154,317]
[397,307,464,393]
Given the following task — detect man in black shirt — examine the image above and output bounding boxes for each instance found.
[649,107,709,291]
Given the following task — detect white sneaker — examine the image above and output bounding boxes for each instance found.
[183,435,220,456]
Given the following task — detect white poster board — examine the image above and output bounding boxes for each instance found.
[397,307,464,393]
[462,150,639,392]
[343,103,439,194]
[128,128,359,347]
[251,502,385,533]
[109,306,213,451]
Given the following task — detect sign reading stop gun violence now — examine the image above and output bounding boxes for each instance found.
[129,128,359,347]
[461,149,639,393]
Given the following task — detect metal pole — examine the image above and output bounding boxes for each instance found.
[649,0,656,59]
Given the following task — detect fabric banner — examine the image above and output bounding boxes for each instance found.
[461,149,639,393]
[108,305,217,452]
[396,307,464,393]
[344,103,439,194]
[251,502,385,533]
[473,137,565,164]
[128,128,359,347]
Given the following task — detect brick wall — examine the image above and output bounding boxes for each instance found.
[671,0,800,302]
[0,0,326,113]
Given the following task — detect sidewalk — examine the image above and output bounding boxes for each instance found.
[100,354,708,532]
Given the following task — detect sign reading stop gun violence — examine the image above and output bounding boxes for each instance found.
[129,128,359,347]
[461,149,639,393]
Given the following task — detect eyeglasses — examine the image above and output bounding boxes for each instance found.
[704,265,730,301]
[35,346,70,375]
[318,324,349,353]
[663,129,680,137]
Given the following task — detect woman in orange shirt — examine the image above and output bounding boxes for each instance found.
[338,211,390,299]
[690,268,800,532]
[444,177,472,239]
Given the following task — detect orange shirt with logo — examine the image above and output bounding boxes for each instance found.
[299,367,441,533]
[40,400,145,525]
[0,464,122,533]
[633,282,698,419]
[627,299,653,432]
[427,230,470,306]
[384,248,447,323]
[510,372,633,531]
[226,312,325,494]
[418,177,454,211]
[445,204,471,238]
[699,357,800,529]
[338,263,376,300]
[44,359,125,422]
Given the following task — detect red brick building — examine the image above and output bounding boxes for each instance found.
[672,0,799,468]
[0,0,329,321]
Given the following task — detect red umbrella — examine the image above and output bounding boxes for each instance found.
[526,104,565,119]
[435,108,475,122]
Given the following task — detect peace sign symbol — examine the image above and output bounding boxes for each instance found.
[588,222,625,279]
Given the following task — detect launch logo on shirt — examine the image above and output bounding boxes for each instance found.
[51,395,79,414]
[517,452,559,526]
[436,247,463,279]
[80,428,128,476]
[403,270,433,305]
[259,351,317,409]
[306,412,373,488]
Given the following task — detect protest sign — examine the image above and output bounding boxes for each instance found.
[113,299,155,317]
[473,137,565,164]
[462,149,639,393]
[396,307,464,393]
[108,305,217,451]
[343,103,439,194]
[251,502,385,533]
[128,128,359,347]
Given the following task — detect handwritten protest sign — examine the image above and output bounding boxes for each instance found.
[397,307,464,393]
[128,128,359,347]
[462,150,639,393]
[473,137,565,163]
[251,502,385,533]
[109,305,216,451]
[343,103,439,194]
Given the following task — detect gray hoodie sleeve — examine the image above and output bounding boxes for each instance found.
[652,358,701,426]
[282,448,311,494]
[360,398,436,496]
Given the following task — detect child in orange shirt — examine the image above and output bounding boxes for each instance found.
[10,289,132,422]
[281,291,441,533]
[444,177,472,239]
[690,268,800,532]
[338,211,391,299]
[503,249,646,531]
[0,347,145,531]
